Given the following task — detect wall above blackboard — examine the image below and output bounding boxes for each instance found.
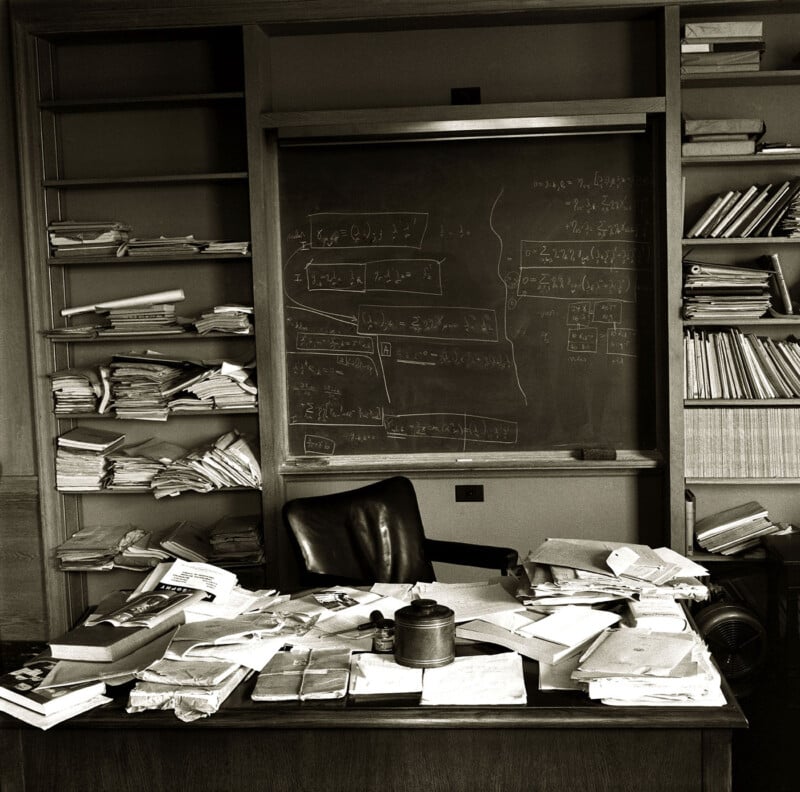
[276,129,657,460]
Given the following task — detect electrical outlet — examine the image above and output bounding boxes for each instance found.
[455,484,484,502]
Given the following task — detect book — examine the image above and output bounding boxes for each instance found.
[721,184,773,238]
[56,425,126,453]
[769,253,794,314]
[685,191,731,237]
[49,608,186,662]
[683,21,764,40]
[681,41,765,53]
[681,51,762,67]
[159,519,212,563]
[681,63,761,74]
[742,181,793,238]
[694,501,769,541]
[701,516,777,552]
[681,140,756,157]
[0,655,105,715]
[87,587,205,628]
[0,692,111,730]
[708,185,758,236]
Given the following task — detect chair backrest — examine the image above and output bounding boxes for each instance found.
[282,476,436,586]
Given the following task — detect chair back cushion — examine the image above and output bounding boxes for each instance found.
[283,476,435,584]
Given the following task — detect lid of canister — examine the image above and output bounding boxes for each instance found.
[395,598,454,626]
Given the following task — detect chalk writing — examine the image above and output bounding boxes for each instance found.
[384,413,518,444]
[567,327,599,354]
[521,240,645,268]
[358,305,498,341]
[304,435,336,455]
[309,212,428,249]
[306,259,441,294]
[607,327,637,356]
[517,267,637,301]
[296,333,374,354]
[393,341,514,371]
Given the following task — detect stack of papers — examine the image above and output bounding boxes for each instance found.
[56,523,147,571]
[252,647,351,702]
[150,430,261,498]
[173,360,257,410]
[571,627,726,707]
[193,305,254,335]
[201,241,250,255]
[48,219,130,258]
[48,367,105,414]
[55,427,126,491]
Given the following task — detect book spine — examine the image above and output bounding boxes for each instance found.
[770,253,793,314]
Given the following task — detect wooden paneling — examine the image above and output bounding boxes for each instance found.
[0,478,47,641]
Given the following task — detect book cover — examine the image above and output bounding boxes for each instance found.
[721,185,773,238]
[0,656,105,715]
[159,520,212,563]
[681,41,765,53]
[49,608,185,662]
[681,51,762,66]
[694,501,769,541]
[57,425,126,452]
[682,140,756,157]
[708,185,758,236]
[0,693,111,730]
[683,21,764,39]
[742,182,793,238]
[685,191,730,238]
[769,253,794,314]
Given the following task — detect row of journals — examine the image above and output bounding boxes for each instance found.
[685,407,800,478]
[684,328,800,400]
[685,180,800,239]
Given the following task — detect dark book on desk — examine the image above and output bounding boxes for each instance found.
[49,608,185,662]
[0,654,105,715]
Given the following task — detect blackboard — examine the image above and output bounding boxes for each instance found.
[277,132,656,457]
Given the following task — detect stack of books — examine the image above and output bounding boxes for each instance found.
[201,240,250,255]
[47,220,130,258]
[207,514,265,567]
[193,304,254,335]
[694,501,783,555]
[776,187,800,237]
[55,426,126,491]
[682,117,765,158]
[56,523,146,571]
[681,20,764,75]
[0,656,110,729]
[684,328,800,400]
[150,429,261,498]
[685,180,800,239]
[107,438,187,491]
[682,260,772,321]
[99,301,185,337]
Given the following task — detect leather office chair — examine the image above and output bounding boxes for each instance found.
[282,475,519,587]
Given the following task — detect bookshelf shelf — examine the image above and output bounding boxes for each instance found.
[682,318,800,326]
[683,154,800,165]
[43,172,248,188]
[48,253,252,267]
[682,238,800,245]
[54,408,260,419]
[685,399,800,407]
[39,92,245,111]
[57,486,261,495]
[686,479,800,485]
[48,332,255,342]
[681,69,800,88]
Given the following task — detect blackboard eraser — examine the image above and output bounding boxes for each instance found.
[580,447,617,461]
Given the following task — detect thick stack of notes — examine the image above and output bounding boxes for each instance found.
[193,304,254,335]
[119,235,205,257]
[108,352,207,420]
[55,426,126,491]
[56,523,146,571]
[252,647,351,703]
[0,655,110,730]
[107,438,186,491]
[48,219,130,258]
[150,429,261,498]
[682,260,771,321]
[681,20,764,75]
[682,117,764,158]
[694,501,784,555]
[686,180,800,239]
[100,302,184,336]
[684,328,800,399]
[48,366,110,415]
[570,627,726,706]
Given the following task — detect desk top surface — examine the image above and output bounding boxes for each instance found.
[0,642,747,732]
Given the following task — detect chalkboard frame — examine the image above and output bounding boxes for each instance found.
[263,103,666,472]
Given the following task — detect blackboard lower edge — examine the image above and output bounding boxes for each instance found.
[280,450,663,477]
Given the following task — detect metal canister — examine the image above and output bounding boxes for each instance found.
[393,598,455,668]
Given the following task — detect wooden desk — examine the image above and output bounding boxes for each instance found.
[0,652,746,792]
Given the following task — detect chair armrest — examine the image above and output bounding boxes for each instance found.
[424,538,519,575]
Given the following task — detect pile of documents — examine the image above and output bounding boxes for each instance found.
[48,219,130,258]
[570,626,725,707]
[107,438,188,491]
[201,240,250,255]
[193,304,254,335]
[681,260,772,321]
[207,514,265,567]
[48,367,108,415]
[56,523,147,571]
[150,429,261,498]
[108,352,207,420]
[170,359,258,411]
[119,235,206,257]
[55,426,126,491]
[694,500,785,555]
